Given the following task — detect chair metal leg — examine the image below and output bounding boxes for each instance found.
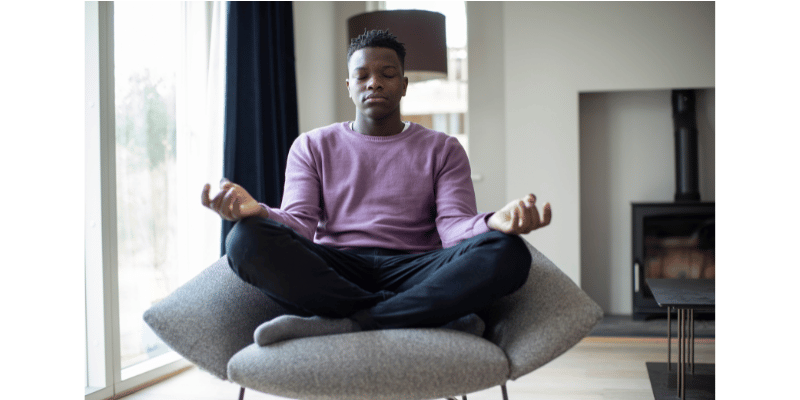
[501,384,509,400]
[238,386,245,400]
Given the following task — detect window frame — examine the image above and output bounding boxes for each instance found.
[85,2,193,398]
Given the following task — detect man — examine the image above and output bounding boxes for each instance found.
[201,30,551,345]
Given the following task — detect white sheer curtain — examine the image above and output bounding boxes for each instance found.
[176,1,227,284]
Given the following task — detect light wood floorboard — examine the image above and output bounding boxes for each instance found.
[119,337,714,400]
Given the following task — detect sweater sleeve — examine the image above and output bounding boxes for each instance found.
[434,137,493,248]
[261,135,321,241]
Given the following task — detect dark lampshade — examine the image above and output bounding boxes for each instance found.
[347,10,448,82]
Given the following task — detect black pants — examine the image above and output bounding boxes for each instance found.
[225,217,531,330]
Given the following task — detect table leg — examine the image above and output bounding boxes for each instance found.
[667,306,672,371]
[689,310,694,375]
[681,310,691,399]
[678,308,683,399]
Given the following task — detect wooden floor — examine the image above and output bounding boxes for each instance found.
[120,337,715,400]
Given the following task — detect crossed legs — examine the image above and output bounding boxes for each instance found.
[225,217,531,344]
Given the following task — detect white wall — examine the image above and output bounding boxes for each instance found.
[466,2,507,214]
[293,2,338,133]
[579,89,715,314]
[497,2,714,286]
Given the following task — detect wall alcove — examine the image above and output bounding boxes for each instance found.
[579,89,715,315]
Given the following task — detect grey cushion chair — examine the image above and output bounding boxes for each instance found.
[144,241,603,400]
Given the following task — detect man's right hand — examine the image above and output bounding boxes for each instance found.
[201,179,268,221]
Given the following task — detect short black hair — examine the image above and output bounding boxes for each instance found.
[347,29,406,71]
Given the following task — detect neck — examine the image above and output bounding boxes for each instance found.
[352,114,405,137]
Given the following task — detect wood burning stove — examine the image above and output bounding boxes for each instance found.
[632,89,715,320]
[632,202,714,320]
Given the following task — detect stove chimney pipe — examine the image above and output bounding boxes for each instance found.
[672,90,701,202]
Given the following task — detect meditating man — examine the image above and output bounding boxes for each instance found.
[201,30,552,345]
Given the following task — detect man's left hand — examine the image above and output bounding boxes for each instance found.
[487,194,552,235]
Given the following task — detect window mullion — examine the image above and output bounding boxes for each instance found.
[100,0,123,393]
[85,1,120,399]
[84,2,106,394]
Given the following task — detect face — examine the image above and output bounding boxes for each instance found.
[346,47,408,122]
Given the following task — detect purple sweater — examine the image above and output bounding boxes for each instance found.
[264,122,492,252]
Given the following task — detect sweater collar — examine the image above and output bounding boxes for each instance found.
[343,121,415,142]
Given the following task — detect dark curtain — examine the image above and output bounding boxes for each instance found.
[221,2,300,255]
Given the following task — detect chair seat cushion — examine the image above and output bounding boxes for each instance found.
[227,328,510,400]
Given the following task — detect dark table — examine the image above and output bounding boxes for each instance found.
[645,279,715,400]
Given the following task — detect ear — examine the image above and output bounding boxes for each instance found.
[401,76,409,97]
[345,78,351,96]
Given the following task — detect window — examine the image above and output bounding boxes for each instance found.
[85,2,227,398]
[114,1,182,374]
[383,1,469,153]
